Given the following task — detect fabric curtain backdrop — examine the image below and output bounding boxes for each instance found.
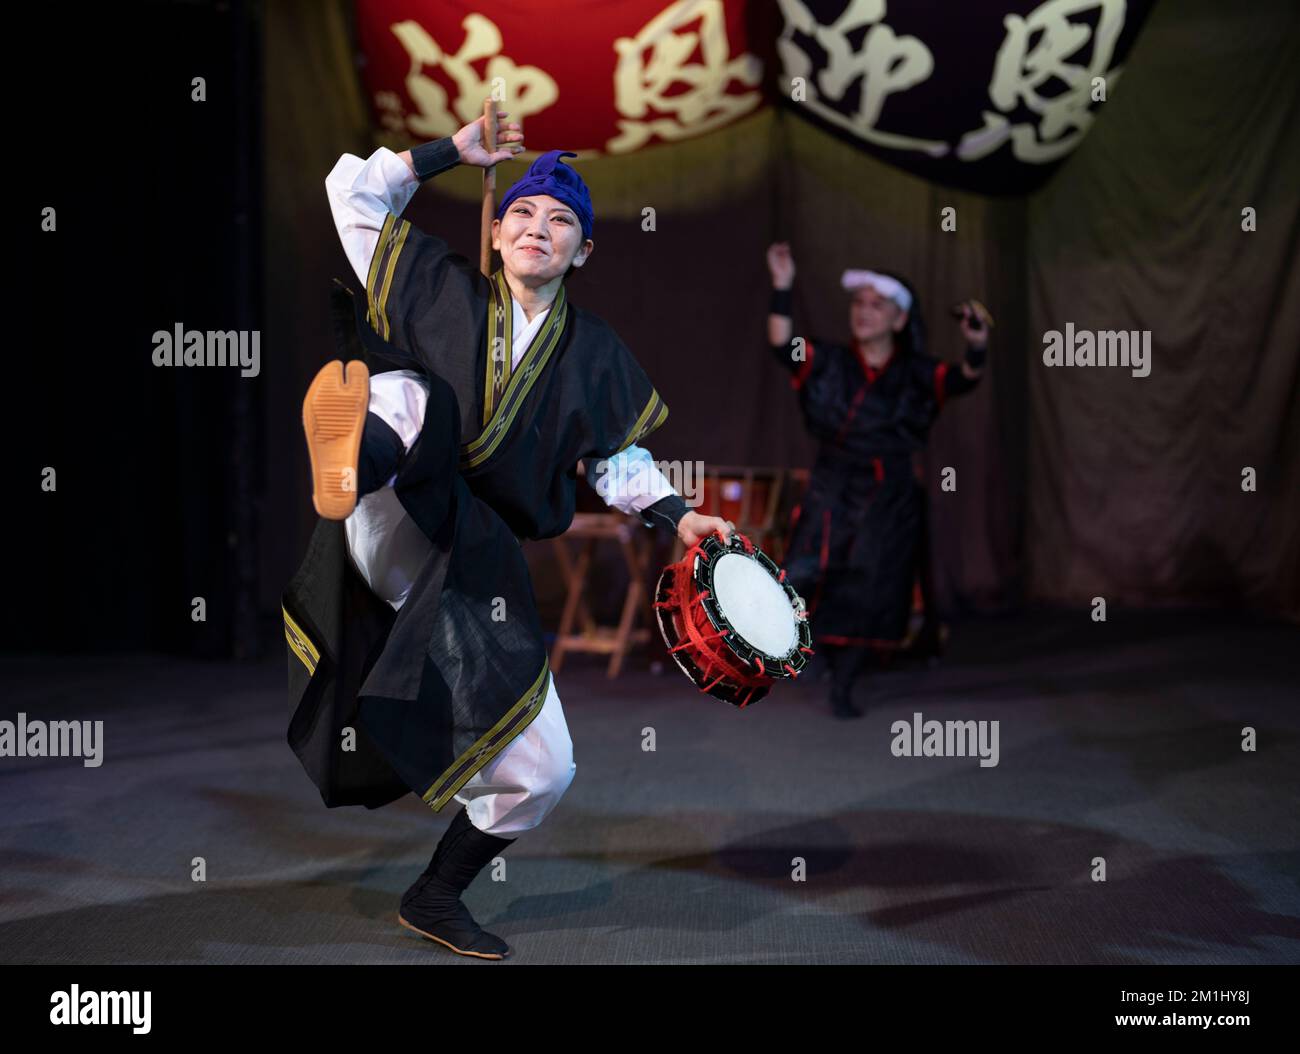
[262,0,377,622]
[1026,0,1300,618]
[263,0,1298,631]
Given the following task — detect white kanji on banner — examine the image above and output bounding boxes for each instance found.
[958,0,1128,164]
[777,0,946,156]
[608,0,764,153]
[391,14,559,138]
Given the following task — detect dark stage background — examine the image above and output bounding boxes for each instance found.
[12,0,1298,660]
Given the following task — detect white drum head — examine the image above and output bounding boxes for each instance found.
[710,552,798,658]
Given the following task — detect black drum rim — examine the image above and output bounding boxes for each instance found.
[691,534,811,678]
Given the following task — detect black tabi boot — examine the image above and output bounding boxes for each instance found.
[829,646,867,720]
[398,806,517,960]
[910,619,946,667]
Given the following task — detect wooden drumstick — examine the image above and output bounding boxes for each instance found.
[479,99,499,277]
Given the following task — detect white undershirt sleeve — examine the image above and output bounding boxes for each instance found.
[325,147,421,286]
[586,444,678,516]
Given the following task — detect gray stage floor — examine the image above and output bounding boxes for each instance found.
[2,612,1298,965]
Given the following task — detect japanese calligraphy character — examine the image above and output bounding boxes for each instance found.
[777,0,946,156]
[958,0,1127,163]
[390,15,558,139]
[608,0,763,153]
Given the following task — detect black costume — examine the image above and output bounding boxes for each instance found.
[283,137,682,816]
[768,302,982,709]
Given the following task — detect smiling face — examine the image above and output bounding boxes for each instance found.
[492,194,593,285]
[849,285,908,345]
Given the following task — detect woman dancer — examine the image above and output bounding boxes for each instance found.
[764,242,990,719]
[283,111,730,959]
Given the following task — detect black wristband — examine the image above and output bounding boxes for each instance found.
[964,344,987,369]
[639,493,689,532]
[769,287,793,317]
[410,138,461,183]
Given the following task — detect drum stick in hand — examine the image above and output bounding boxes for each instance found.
[479,99,499,277]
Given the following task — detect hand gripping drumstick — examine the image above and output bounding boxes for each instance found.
[479,99,499,277]
[949,298,995,331]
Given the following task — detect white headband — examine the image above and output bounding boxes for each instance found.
[841,270,912,313]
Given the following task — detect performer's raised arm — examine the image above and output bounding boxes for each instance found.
[929,300,992,409]
[325,148,423,286]
[766,241,823,390]
[324,112,525,360]
[766,241,795,359]
[325,113,522,282]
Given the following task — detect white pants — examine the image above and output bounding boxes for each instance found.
[344,371,576,837]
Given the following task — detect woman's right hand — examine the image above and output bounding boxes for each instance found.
[767,242,795,290]
[452,110,526,168]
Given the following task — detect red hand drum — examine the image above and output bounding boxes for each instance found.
[654,530,814,708]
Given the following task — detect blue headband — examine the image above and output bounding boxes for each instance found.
[496,150,593,240]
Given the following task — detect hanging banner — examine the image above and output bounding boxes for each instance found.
[352,0,1157,195]
[775,0,1159,194]
[354,0,777,156]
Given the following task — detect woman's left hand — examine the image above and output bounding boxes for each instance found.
[452,110,525,168]
[677,512,732,547]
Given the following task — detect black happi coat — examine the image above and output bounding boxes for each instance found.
[771,334,978,645]
[283,206,669,813]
